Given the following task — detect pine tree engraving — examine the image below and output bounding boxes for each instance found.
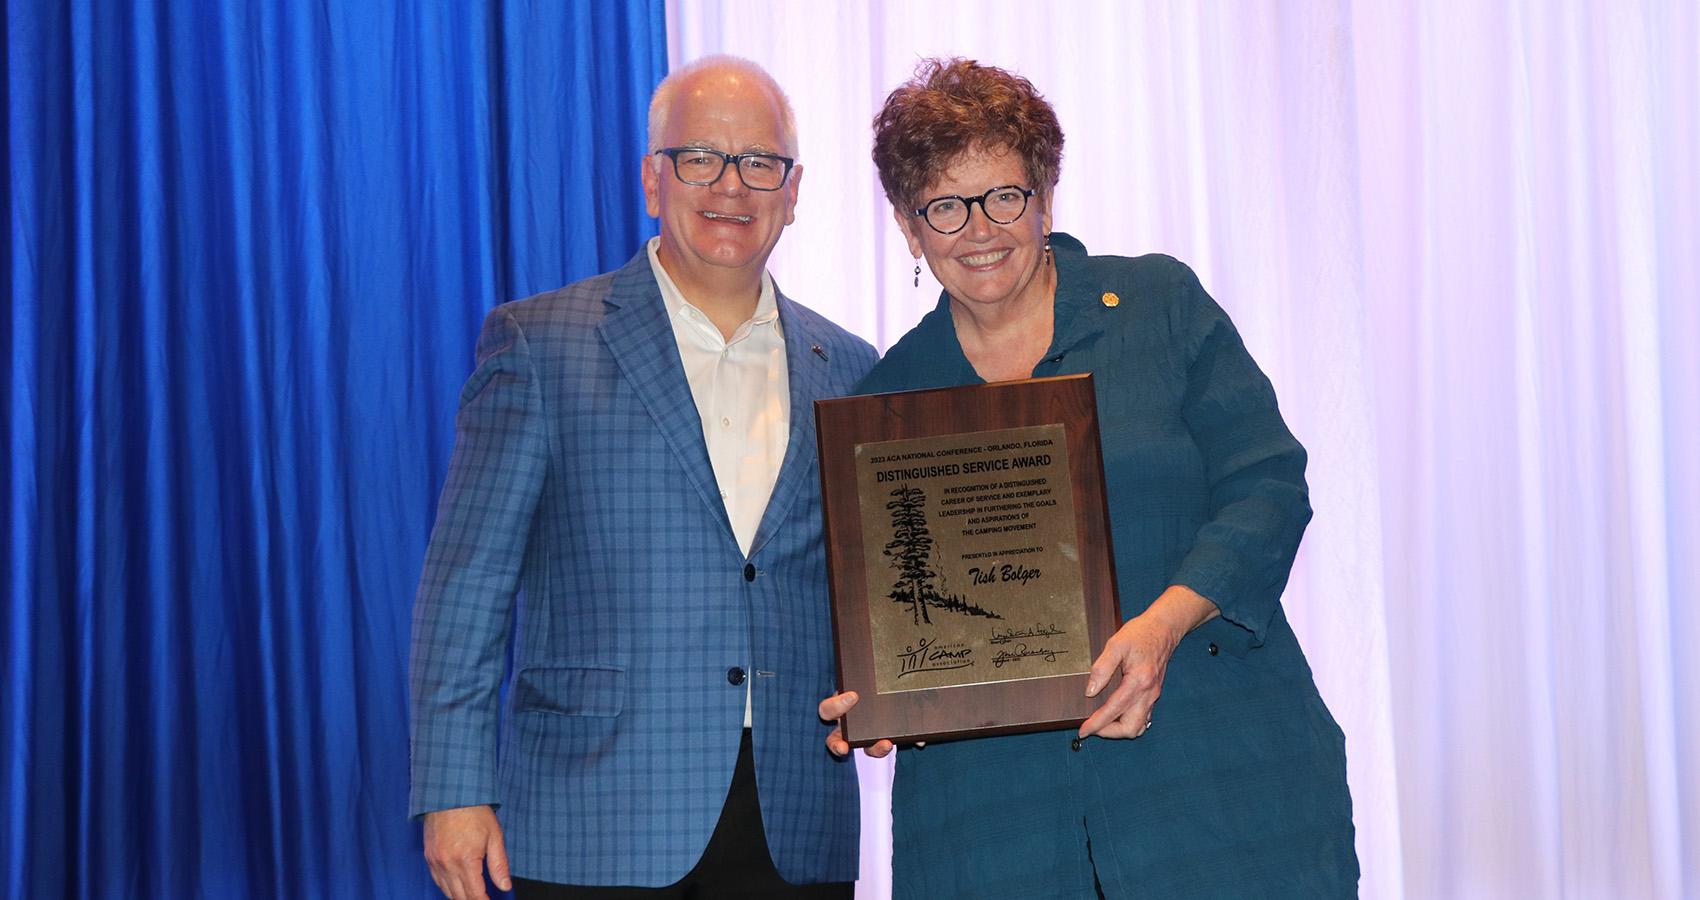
[883,485,1002,625]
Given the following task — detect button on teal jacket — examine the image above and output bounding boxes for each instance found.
[860,234,1358,899]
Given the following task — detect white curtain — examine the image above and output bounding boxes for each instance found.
[667,2,1699,897]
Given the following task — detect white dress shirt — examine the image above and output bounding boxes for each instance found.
[646,237,789,727]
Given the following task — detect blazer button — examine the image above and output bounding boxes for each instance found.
[1070,736,1083,752]
[727,666,747,686]
[743,563,757,582]
[1208,642,1219,656]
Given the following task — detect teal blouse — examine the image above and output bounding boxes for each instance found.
[860,235,1358,898]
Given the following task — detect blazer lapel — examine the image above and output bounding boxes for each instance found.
[596,251,737,547]
[748,287,827,559]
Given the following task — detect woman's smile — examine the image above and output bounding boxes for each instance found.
[956,248,1012,269]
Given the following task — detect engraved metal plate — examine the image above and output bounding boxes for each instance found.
[853,424,1090,693]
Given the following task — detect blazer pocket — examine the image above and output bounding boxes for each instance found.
[513,664,625,718]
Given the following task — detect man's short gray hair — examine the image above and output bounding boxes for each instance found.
[646,55,799,158]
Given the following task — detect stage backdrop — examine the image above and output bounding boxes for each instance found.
[9,2,1699,899]
[668,1,1700,899]
[4,2,665,897]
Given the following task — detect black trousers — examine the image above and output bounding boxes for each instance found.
[514,730,853,900]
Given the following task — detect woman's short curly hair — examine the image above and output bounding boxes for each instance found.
[872,58,1065,209]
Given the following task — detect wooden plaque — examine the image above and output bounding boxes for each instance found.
[814,374,1121,747]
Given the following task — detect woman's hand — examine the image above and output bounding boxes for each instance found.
[819,691,896,758]
[1078,584,1219,740]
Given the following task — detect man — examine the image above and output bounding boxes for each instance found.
[409,56,875,899]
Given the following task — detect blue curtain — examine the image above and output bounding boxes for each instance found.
[3,2,666,896]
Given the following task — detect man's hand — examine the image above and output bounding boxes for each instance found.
[423,805,511,900]
[819,691,896,758]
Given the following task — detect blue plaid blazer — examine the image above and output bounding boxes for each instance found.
[409,250,876,886]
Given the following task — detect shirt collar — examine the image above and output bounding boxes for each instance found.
[646,236,779,328]
[1045,232,1101,355]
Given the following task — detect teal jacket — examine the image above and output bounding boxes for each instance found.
[861,234,1358,898]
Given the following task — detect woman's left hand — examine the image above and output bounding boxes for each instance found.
[1078,584,1218,740]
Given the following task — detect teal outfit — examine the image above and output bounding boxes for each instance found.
[861,235,1357,898]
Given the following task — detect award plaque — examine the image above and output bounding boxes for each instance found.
[814,374,1121,747]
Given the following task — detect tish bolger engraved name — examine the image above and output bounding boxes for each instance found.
[896,637,976,679]
[968,563,1043,586]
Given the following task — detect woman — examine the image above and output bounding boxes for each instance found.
[821,59,1358,897]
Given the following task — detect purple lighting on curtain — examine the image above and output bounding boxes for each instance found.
[668,2,1700,898]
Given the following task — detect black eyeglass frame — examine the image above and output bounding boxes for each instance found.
[911,185,1037,235]
[653,147,796,191]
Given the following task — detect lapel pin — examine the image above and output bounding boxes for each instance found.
[811,344,829,361]
[1101,292,1121,308]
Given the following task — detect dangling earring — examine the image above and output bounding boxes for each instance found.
[914,262,921,288]
[1043,233,1053,268]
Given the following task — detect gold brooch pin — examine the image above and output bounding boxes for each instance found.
[1101,291,1121,308]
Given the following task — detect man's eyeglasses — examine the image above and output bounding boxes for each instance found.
[654,147,795,191]
[912,185,1035,235]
